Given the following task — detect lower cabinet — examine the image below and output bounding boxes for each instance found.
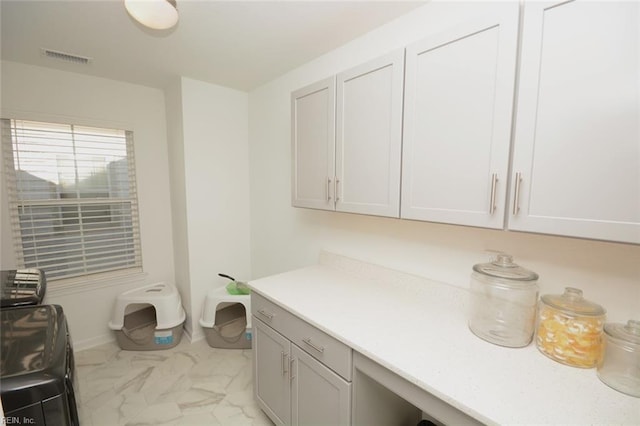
[291,345,351,426]
[252,292,482,426]
[252,294,352,426]
[254,319,291,425]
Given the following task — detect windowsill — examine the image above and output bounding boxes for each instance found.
[46,269,148,297]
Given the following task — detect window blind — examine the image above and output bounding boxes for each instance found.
[1,119,142,281]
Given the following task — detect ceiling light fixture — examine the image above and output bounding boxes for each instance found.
[124,0,179,30]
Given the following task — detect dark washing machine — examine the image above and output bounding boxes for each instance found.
[0,304,79,425]
[0,268,46,307]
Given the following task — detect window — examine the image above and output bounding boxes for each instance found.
[1,119,142,281]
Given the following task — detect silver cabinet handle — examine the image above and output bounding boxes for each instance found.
[258,309,274,321]
[512,172,522,215]
[289,357,295,382]
[302,338,325,354]
[327,177,332,202]
[335,178,340,203]
[489,173,498,215]
[281,351,286,376]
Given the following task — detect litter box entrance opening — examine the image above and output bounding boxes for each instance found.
[122,303,157,345]
[214,302,247,343]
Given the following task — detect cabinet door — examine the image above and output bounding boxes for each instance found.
[290,344,351,426]
[335,50,404,217]
[510,1,640,244]
[253,319,291,426]
[291,77,336,210]
[401,5,519,228]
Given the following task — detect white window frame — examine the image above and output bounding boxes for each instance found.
[1,118,143,285]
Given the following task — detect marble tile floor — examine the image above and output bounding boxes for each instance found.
[75,338,274,426]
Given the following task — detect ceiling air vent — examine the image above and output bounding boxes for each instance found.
[41,48,92,65]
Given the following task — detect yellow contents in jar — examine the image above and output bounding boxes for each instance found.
[536,306,604,368]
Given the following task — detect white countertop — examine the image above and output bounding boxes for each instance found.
[249,252,640,425]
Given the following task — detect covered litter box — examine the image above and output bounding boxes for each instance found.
[199,285,252,349]
[108,282,186,350]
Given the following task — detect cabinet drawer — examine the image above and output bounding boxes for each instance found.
[252,292,352,381]
[252,291,296,334]
[288,317,353,382]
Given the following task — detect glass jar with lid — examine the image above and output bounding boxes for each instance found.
[468,253,539,347]
[597,319,640,397]
[535,287,606,368]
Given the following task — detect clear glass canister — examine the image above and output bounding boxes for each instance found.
[597,320,640,397]
[536,287,606,368]
[468,253,539,348]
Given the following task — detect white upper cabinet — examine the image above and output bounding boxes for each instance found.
[291,77,336,210]
[335,50,405,217]
[400,4,519,228]
[510,1,640,244]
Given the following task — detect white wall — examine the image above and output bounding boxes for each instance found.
[0,61,176,349]
[167,77,251,341]
[248,2,640,323]
[165,77,193,336]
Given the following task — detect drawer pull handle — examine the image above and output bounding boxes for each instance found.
[302,338,325,354]
[258,309,274,321]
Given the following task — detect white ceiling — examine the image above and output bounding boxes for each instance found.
[1,0,425,91]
